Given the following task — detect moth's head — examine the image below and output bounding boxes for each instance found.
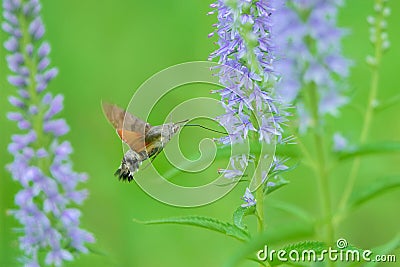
[172,123,180,134]
[160,123,180,144]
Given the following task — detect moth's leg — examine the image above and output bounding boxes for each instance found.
[149,147,164,163]
[138,147,163,172]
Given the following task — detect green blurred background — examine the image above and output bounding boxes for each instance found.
[1,0,400,266]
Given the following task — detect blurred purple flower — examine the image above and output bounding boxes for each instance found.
[366,0,390,67]
[333,132,348,152]
[3,0,94,265]
[272,0,352,132]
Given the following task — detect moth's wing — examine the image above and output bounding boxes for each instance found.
[117,129,147,153]
[102,102,151,132]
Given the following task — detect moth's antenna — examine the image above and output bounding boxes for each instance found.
[183,124,228,135]
[168,113,173,124]
[175,119,190,124]
[175,119,228,135]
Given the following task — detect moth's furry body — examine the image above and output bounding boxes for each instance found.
[102,103,179,182]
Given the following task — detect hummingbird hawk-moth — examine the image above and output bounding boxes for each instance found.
[102,102,180,182]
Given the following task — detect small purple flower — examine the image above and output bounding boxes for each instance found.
[45,248,73,266]
[241,188,257,208]
[270,156,288,173]
[272,0,352,131]
[3,0,94,265]
[218,154,251,179]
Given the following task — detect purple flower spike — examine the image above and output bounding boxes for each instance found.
[3,0,94,265]
[272,0,351,131]
[209,0,289,203]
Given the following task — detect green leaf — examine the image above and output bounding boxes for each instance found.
[337,142,400,161]
[232,206,255,230]
[223,223,315,267]
[269,241,327,267]
[133,216,250,241]
[270,241,366,267]
[264,176,290,195]
[374,94,400,113]
[87,246,108,257]
[363,233,400,267]
[349,176,400,209]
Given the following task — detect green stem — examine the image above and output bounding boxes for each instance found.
[288,123,316,169]
[232,1,266,234]
[19,13,40,131]
[254,150,269,267]
[248,110,266,235]
[306,84,335,267]
[227,3,271,265]
[337,0,384,213]
[255,158,265,233]
[308,84,335,247]
[18,4,52,174]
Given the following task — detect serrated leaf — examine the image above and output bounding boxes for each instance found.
[232,206,255,230]
[271,241,366,267]
[337,142,400,161]
[269,241,327,267]
[349,176,400,209]
[134,216,250,241]
[223,223,314,267]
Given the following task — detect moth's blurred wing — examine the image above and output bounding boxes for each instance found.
[117,129,147,153]
[102,102,151,132]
